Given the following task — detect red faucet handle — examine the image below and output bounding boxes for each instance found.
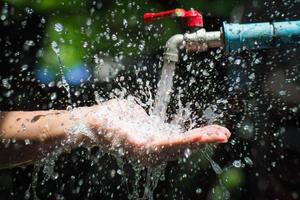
[143,8,203,28]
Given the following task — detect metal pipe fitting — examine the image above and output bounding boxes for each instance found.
[163,29,224,63]
[163,34,184,62]
[184,29,223,52]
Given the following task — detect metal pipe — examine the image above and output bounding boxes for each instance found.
[206,31,223,48]
[223,20,300,52]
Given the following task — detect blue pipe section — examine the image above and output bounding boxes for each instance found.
[223,21,300,52]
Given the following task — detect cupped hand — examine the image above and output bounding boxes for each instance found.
[85,99,231,165]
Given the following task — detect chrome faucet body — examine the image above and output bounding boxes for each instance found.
[163,29,224,62]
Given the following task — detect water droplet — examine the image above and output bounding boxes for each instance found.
[254,58,261,64]
[48,81,55,87]
[24,40,35,47]
[56,81,63,88]
[112,34,117,41]
[24,139,31,145]
[21,64,29,71]
[223,189,231,200]
[51,41,60,55]
[138,43,144,51]
[279,90,286,96]
[196,188,202,194]
[118,148,125,156]
[78,179,84,186]
[202,70,209,76]
[271,161,276,167]
[184,148,192,158]
[123,19,128,28]
[248,73,255,80]
[233,160,242,168]
[25,188,31,199]
[291,107,298,113]
[74,91,80,97]
[209,159,223,174]
[83,41,88,48]
[110,169,116,178]
[2,78,11,89]
[66,106,72,111]
[230,139,236,145]
[41,17,46,24]
[21,123,26,132]
[50,92,57,100]
[4,90,13,98]
[116,169,123,175]
[52,172,59,180]
[1,14,6,21]
[86,18,92,26]
[244,157,253,165]
[182,54,188,61]
[54,23,63,32]
[234,59,241,65]
[25,7,34,14]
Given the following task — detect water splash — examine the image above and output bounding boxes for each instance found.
[142,163,167,200]
[27,56,224,200]
[51,41,72,105]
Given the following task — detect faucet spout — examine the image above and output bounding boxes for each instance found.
[163,34,184,63]
[163,29,224,63]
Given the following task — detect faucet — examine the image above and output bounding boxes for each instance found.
[163,29,223,62]
[144,8,300,63]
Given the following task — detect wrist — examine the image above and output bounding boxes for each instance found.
[64,106,96,148]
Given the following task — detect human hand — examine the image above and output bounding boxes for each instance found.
[84,99,231,165]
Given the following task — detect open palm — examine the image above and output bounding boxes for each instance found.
[86,99,231,165]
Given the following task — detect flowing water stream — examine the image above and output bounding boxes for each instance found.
[139,60,178,200]
[152,61,177,120]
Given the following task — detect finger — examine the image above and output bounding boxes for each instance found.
[150,125,231,150]
[142,125,230,164]
[184,125,231,143]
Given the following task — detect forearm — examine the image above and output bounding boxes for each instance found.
[0,108,90,168]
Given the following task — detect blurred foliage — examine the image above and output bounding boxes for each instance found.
[4,0,180,76]
[182,0,245,16]
[3,0,245,76]
[4,0,85,12]
[208,184,231,200]
[220,168,244,189]
[208,167,244,199]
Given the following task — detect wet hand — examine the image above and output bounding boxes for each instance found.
[85,99,231,165]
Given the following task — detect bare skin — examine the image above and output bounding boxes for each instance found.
[0,99,230,168]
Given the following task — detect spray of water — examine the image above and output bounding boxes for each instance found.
[51,41,72,106]
[27,54,225,200]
